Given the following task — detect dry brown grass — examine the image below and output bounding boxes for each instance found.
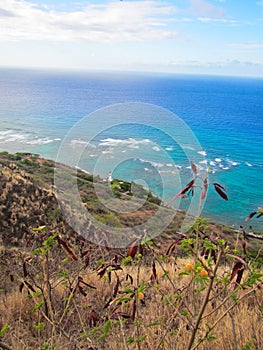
[1,153,263,350]
[1,250,262,350]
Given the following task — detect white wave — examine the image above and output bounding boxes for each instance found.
[215,158,222,162]
[227,160,239,166]
[151,162,164,168]
[74,166,91,174]
[139,158,177,170]
[0,129,59,146]
[152,146,160,152]
[223,167,229,170]
[0,130,13,135]
[26,138,54,145]
[99,138,151,148]
[245,162,253,167]
[138,158,148,164]
[0,130,15,139]
[198,150,207,156]
[5,134,28,142]
[71,139,89,146]
[210,161,216,166]
[0,129,29,143]
[199,160,208,164]
[165,146,174,151]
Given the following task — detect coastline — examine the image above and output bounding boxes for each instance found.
[1,151,262,250]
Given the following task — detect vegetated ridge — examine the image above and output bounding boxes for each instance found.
[1,151,263,350]
[0,151,261,254]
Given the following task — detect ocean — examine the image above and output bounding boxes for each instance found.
[0,67,262,230]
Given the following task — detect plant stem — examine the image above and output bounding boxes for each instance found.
[205,281,263,337]
[0,341,12,350]
[186,248,223,350]
[42,253,54,321]
[136,257,142,350]
[118,316,129,350]
[229,310,238,350]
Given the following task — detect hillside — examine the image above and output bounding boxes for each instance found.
[1,151,262,251]
[1,152,263,350]
[0,150,192,248]
[0,151,262,253]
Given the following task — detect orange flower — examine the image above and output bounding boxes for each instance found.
[185,263,193,272]
[137,292,144,300]
[200,269,208,277]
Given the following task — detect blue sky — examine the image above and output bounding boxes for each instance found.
[1,0,263,76]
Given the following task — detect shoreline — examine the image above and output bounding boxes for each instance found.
[1,150,262,239]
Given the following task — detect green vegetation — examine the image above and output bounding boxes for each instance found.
[0,152,263,350]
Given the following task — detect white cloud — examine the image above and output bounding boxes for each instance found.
[257,1,263,6]
[197,17,237,24]
[0,7,15,17]
[152,59,263,77]
[229,43,263,50]
[190,0,226,18]
[0,0,178,42]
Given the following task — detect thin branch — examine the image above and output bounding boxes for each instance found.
[118,316,129,350]
[186,248,223,350]
[192,281,263,350]
[0,341,12,350]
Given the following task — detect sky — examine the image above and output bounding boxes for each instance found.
[0,0,263,76]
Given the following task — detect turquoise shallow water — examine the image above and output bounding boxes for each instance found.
[0,68,262,229]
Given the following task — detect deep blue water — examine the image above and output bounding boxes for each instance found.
[0,67,262,230]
